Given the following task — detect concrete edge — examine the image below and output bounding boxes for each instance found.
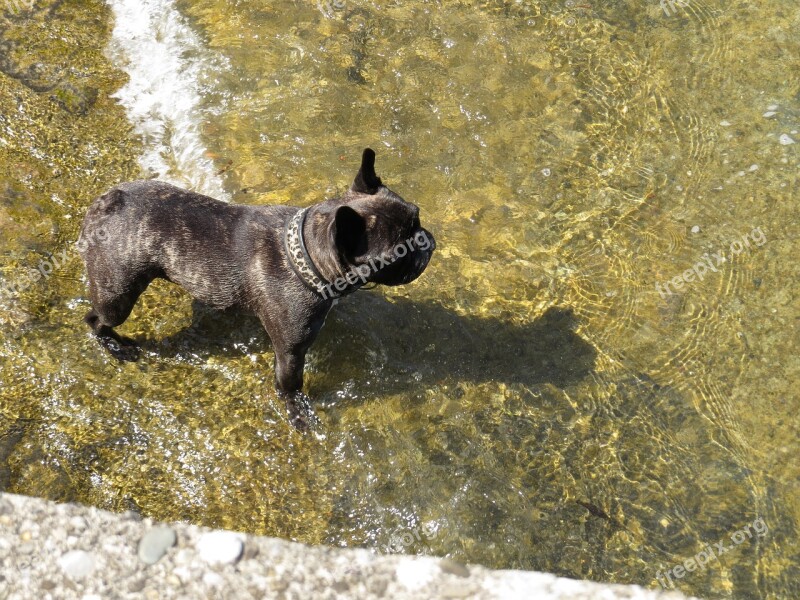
[0,493,697,599]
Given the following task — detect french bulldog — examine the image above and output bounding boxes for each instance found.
[79,149,435,430]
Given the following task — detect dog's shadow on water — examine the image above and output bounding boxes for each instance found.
[154,293,597,396]
[318,294,597,394]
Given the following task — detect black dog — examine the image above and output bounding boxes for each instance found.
[79,149,435,430]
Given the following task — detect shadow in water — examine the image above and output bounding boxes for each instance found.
[318,294,596,394]
[150,292,597,394]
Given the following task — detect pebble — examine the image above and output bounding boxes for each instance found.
[174,566,193,584]
[748,164,758,172]
[691,225,701,234]
[18,542,35,555]
[719,120,731,127]
[197,531,244,565]
[762,111,776,118]
[138,526,177,565]
[203,572,225,587]
[779,134,795,145]
[439,557,470,578]
[767,103,779,111]
[57,550,96,579]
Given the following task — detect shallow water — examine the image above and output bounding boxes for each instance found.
[1,0,798,597]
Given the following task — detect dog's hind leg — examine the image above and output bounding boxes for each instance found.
[85,274,154,362]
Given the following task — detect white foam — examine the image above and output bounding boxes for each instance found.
[106,0,229,200]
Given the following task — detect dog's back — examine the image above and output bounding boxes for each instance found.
[80,180,254,309]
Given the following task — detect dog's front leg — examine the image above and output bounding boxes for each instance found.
[273,347,316,431]
[258,301,330,431]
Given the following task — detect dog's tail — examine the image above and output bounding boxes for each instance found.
[94,188,126,215]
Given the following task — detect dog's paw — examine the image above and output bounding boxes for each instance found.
[288,409,309,432]
[99,335,141,362]
[280,391,321,432]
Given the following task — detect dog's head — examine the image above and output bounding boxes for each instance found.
[306,149,435,292]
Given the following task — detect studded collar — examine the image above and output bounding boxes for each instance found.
[285,208,362,300]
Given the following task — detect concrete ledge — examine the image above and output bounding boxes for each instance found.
[0,493,694,599]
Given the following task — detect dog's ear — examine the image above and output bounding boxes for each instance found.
[332,205,367,258]
[351,148,383,194]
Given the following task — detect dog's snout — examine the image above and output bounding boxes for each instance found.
[427,230,436,251]
[411,227,435,254]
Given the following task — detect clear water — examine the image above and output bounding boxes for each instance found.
[1,1,798,597]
